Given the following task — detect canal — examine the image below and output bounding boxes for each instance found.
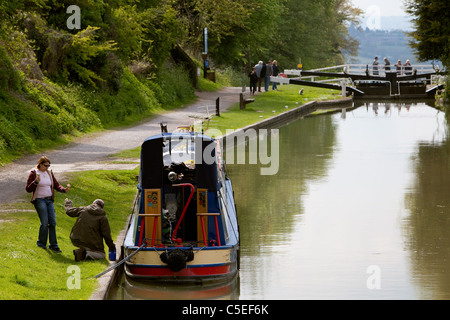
[114,100,450,300]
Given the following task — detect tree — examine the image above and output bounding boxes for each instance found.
[405,0,450,66]
[171,0,251,59]
[406,0,449,99]
[272,0,361,69]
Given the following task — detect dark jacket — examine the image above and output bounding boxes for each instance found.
[65,200,115,253]
[249,70,258,84]
[272,65,279,77]
[26,169,67,203]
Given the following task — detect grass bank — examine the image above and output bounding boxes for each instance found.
[204,85,345,137]
[0,168,138,299]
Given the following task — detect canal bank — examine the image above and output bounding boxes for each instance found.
[95,95,353,300]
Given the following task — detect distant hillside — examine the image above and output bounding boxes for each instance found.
[378,16,413,31]
[347,25,423,65]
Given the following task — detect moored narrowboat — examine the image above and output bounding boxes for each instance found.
[123,129,239,283]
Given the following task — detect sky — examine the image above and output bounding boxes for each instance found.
[351,0,412,30]
[351,0,407,16]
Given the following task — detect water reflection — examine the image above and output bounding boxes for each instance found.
[227,114,337,299]
[403,128,450,299]
[114,275,240,300]
[229,101,449,299]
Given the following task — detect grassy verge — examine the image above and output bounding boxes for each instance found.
[0,168,138,300]
[204,85,345,136]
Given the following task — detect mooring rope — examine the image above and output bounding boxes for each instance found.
[93,190,142,279]
[93,240,147,278]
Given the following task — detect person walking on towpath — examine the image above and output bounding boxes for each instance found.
[255,61,265,92]
[26,156,70,253]
[64,198,116,261]
[271,60,279,91]
[264,60,273,92]
[248,66,258,95]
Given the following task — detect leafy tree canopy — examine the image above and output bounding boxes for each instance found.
[406,0,450,66]
[0,0,362,87]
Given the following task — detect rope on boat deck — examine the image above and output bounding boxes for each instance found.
[93,240,147,278]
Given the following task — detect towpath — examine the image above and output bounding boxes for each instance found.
[0,87,243,205]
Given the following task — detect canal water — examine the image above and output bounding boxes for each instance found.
[114,100,450,300]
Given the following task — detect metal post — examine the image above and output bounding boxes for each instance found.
[341,80,346,96]
[216,97,220,116]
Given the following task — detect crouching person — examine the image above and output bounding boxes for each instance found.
[65,198,116,261]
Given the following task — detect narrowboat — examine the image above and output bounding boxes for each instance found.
[123,129,240,283]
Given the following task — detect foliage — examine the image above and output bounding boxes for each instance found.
[1,0,363,76]
[405,0,450,99]
[0,46,25,91]
[272,0,361,69]
[42,26,117,87]
[167,0,361,69]
[405,0,450,63]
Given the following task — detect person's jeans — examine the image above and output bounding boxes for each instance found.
[272,81,278,90]
[264,75,271,91]
[34,197,59,249]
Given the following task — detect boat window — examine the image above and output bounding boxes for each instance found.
[163,137,196,168]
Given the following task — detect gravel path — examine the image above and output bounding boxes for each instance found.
[0,87,243,205]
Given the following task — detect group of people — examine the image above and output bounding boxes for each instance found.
[372,56,413,76]
[26,156,116,261]
[248,60,280,95]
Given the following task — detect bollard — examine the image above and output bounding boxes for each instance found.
[216,97,220,116]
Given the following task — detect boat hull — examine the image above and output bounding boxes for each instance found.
[124,245,239,283]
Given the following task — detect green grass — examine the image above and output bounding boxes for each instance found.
[204,85,345,137]
[0,168,138,300]
[110,147,141,160]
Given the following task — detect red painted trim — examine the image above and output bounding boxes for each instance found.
[128,264,231,277]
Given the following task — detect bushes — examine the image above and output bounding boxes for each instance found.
[0,4,199,166]
[0,60,196,166]
[0,46,24,91]
[68,67,163,126]
[154,62,196,106]
[0,116,34,159]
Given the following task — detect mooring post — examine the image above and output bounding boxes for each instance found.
[216,97,220,116]
[239,93,245,110]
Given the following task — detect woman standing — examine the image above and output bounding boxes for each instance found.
[26,156,70,252]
